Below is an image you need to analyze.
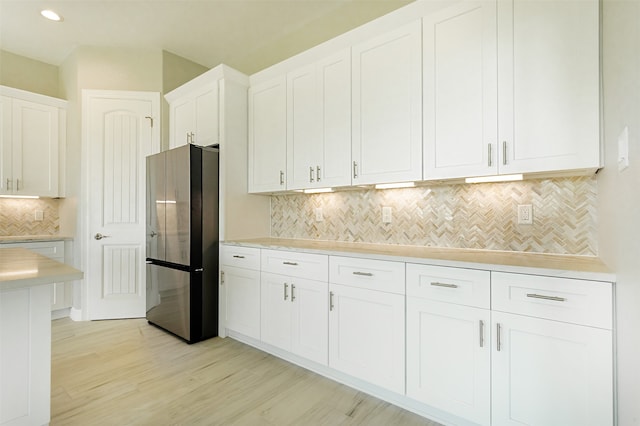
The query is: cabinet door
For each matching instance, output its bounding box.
[12,99,59,196]
[193,83,219,147]
[0,96,11,194]
[287,63,321,190]
[286,50,352,190]
[352,20,422,185]
[497,0,600,174]
[423,1,498,180]
[317,50,351,188]
[406,298,491,426]
[328,283,405,394]
[260,272,293,351]
[248,76,287,193]
[224,265,261,339]
[492,312,613,426]
[170,97,195,149]
[291,277,328,365]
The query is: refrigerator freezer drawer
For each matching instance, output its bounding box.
[146,263,191,341]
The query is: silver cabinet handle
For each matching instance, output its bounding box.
[488,144,493,167]
[291,284,296,302]
[150,231,157,237]
[430,282,458,289]
[329,291,334,311]
[352,271,373,277]
[526,293,566,302]
[6,178,11,190]
[283,261,298,266]
[353,161,358,179]
[186,132,191,144]
[221,271,225,285]
[232,255,245,259]
[316,166,321,182]
[502,141,507,165]
[279,170,285,185]
[284,283,289,301]
[94,233,111,240]
[479,320,485,348]
[16,178,20,191]
[309,166,315,183]
[496,323,502,351]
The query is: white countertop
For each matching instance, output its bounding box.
[223,238,616,282]
[0,235,73,243]
[0,248,83,291]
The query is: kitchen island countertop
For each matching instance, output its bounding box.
[0,247,83,292]
[223,238,615,282]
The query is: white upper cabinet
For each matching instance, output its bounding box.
[424,0,600,180]
[423,1,498,180]
[497,0,600,174]
[351,20,423,185]
[168,81,219,149]
[287,49,351,190]
[248,76,287,193]
[0,87,65,197]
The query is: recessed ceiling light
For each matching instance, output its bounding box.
[41,9,63,22]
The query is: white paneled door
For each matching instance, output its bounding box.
[83,90,160,320]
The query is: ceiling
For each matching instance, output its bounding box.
[0,0,415,75]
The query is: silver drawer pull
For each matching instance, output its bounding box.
[353,271,373,277]
[284,283,289,301]
[430,282,458,289]
[283,261,298,266]
[232,255,245,259]
[479,320,485,348]
[526,293,566,302]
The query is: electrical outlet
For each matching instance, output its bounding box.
[382,206,392,224]
[314,207,323,222]
[34,210,44,221]
[517,204,533,225]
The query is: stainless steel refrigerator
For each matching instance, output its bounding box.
[145,144,219,343]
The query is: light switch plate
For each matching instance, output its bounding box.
[382,206,392,224]
[314,208,323,222]
[618,126,629,172]
[34,210,44,221]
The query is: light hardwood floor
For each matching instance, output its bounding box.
[51,318,440,426]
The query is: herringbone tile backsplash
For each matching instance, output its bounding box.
[271,176,597,256]
[0,198,60,236]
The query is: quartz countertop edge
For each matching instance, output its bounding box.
[222,238,615,282]
[0,248,83,292]
[0,235,74,243]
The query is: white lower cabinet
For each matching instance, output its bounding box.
[406,263,491,425]
[328,282,405,394]
[223,265,261,339]
[407,299,491,425]
[491,311,613,426]
[261,272,328,365]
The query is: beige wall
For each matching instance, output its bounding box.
[0,50,60,97]
[599,1,640,424]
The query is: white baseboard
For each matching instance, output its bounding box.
[69,308,84,321]
[51,308,71,320]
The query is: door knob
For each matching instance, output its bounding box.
[150,231,157,237]
[94,233,111,240]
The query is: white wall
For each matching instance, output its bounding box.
[599,1,640,424]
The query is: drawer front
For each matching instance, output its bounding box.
[0,240,64,260]
[329,256,405,295]
[406,263,490,309]
[220,245,261,270]
[492,272,613,329]
[261,249,328,281]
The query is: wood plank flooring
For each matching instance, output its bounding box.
[51,318,441,426]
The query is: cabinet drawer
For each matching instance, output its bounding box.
[329,256,405,295]
[220,245,260,270]
[261,249,328,281]
[406,263,490,309]
[492,272,613,329]
[1,240,64,260]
